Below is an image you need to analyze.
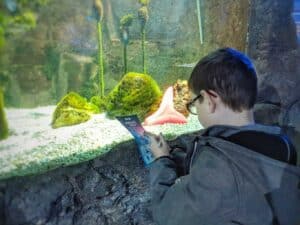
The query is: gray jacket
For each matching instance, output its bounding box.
[150,124,300,225]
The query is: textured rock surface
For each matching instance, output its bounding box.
[248,0,300,151]
[0,140,156,225]
[202,0,250,51]
[248,0,300,111]
[253,103,282,125]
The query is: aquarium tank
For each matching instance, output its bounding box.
[0,0,300,224]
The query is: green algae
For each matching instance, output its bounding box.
[0,87,8,140]
[138,3,149,74]
[52,92,99,128]
[105,72,162,121]
[120,14,134,74]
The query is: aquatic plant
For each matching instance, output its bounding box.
[43,44,60,81]
[138,5,149,74]
[52,92,99,128]
[106,72,162,121]
[93,0,105,98]
[196,0,204,44]
[0,0,48,49]
[120,14,134,74]
[0,26,4,50]
[0,87,9,140]
[138,0,150,6]
[12,11,37,28]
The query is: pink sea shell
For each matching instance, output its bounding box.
[143,86,187,126]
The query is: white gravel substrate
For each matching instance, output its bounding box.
[0,106,202,180]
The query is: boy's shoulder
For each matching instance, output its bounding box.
[200,124,297,165]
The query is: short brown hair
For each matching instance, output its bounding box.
[188,48,257,112]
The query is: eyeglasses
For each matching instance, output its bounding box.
[186,94,203,115]
[186,90,217,115]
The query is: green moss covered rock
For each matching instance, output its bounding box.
[106,72,162,121]
[90,95,107,112]
[52,92,99,128]
[0,88,9,140]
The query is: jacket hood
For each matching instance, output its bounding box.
[202,123,282,138]
[201,124,298,165]
[197,124,300,225]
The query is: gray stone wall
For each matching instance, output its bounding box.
[0,140,155,225]
[201,0,250,52]
[248,0,300,154]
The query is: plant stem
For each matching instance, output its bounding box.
[97,21,104,97]
[0,87,8,140]
[124,44,127,74]
[141,28,146,74]
[196,0,204,45]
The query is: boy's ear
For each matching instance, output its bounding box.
[202,90,218,113]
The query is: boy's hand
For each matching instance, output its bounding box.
[144,131,171,159]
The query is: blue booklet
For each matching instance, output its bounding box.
[116,115,155,165]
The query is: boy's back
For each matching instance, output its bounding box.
[146,48,300,225]
[150,124,300,225]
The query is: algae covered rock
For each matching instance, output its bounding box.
[90,95,107,112]
[106,72,162,121]
[52,92,99,128]
[0,88,9,140]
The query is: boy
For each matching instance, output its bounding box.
[146,48,300,225]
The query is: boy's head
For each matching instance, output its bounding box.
[188,48,257,127]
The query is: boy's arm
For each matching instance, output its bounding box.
[149,148,237,225]
[167,133,199,176]
[168,147,187,176]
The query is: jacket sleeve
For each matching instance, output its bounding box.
[149,148,238,225]
[169,147,187,176]
[167,133,196,176]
